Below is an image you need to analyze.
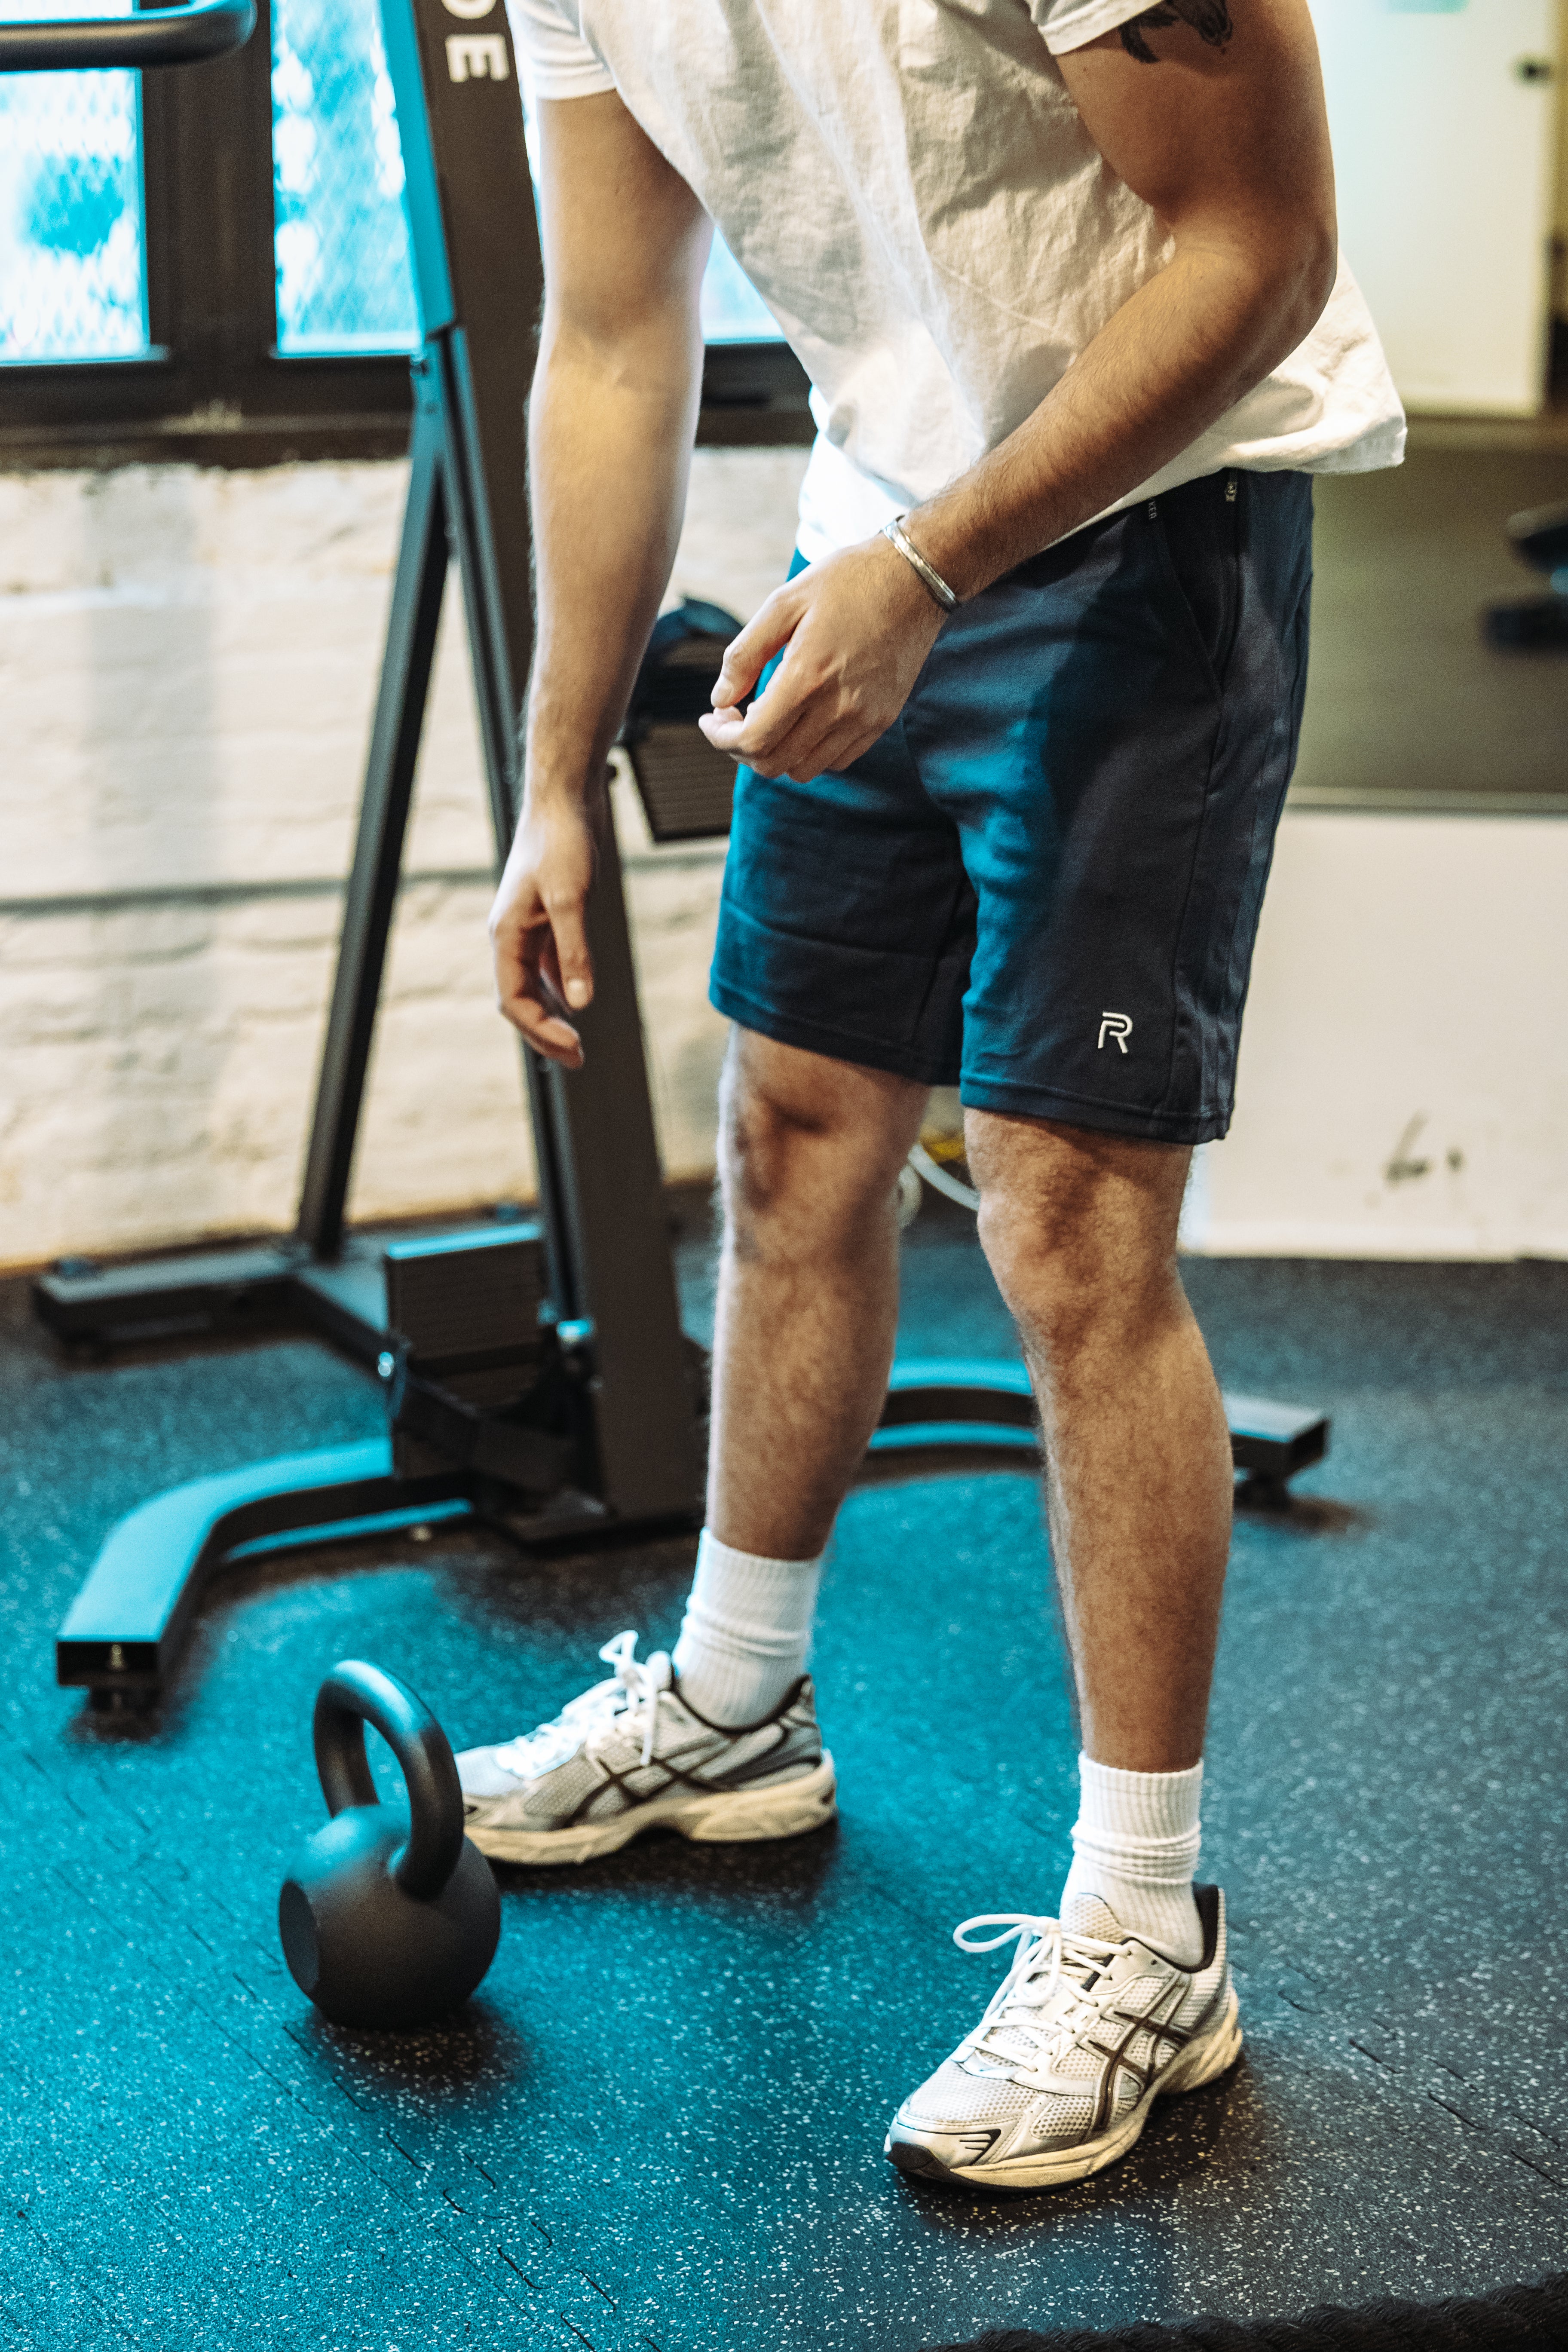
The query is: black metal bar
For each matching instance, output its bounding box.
[0,0,253,72]
[873,1360,1329,1488]
[548,816,705,1516]
[54,1438,619,1711]
[1223,1392,1331,1482]
[380,0,703,1517]
[55,1440,465,1706]
[440,327,521,836]
[398,29,588,1324]
[401,3,538,718]
[379,0,585,1322]
[294,389,450,1258]
[432,333,584,1321]
[33,1241,300,1346]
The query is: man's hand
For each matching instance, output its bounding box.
[489,790,599,1069]
[698,536,946,783]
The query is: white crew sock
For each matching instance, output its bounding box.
[1058,1751,1206,1966]
[669,1528,825,1728]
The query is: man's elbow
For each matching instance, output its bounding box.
[1275,214,1338,355]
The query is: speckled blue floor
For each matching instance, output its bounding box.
[1,1196,1564,2351]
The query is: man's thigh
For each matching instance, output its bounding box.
[910,469,1314,1146]
[710,717,975,1090]
[721,1026,930,1158]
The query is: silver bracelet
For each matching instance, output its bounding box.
[882,513,959,613]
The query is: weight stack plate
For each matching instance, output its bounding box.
[383,1225,549,1479]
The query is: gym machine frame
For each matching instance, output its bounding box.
[21,0,1328,1716]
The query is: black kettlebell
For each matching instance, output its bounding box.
[278,1659,500,2030]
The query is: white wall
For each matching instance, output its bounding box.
[1310,0,1562,413]
[1185,813,1568,1259]
[0,450,806,1271]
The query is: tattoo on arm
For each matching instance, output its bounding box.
[1118,0,1232,66]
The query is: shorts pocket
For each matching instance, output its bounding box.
[1150,476,1241,695]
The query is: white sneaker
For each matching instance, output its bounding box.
[885,1887,1242,2191]
[455,1631,836,1865]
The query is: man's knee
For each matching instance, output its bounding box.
[718,1029,924,1235]
[966,1111,1189,1345]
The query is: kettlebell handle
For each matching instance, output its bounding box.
[312,1660,466,1901]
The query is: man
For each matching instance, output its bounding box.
[456,0,1403,2192]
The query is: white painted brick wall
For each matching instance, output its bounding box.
[0,449,808,1270]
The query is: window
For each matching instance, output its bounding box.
[1,0,806,462]
[268,0,781,358]
[0,0,148,361]
[272,0,417,356]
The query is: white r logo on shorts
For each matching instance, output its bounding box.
[1098,1012,1133,1054]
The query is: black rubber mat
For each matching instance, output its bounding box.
[930,2269,1568,2349]
[1,1196,1565,2349]
[1294,443,1568,806]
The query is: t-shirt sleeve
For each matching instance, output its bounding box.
[504,0,616,97]
[1028,0,1162,57]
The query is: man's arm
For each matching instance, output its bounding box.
[701,0,1337,786]
[490,92,710,1066]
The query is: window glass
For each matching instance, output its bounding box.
[0,0,148,364]
[272,0,782,355]
[273,0,420,355]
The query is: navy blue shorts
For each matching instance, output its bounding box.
[709,468,1313,1145]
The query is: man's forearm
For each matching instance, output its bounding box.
[909,227,1334,602]
[524,316,703,808]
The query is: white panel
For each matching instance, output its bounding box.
[1310,0,1559,413]
[1184,813,1568,1260]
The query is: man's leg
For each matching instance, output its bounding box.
[964,1108,1231,1963]
[707,1029,928,1556]
[884,1108,1242,2190]
[965,1110,1231,1773]
[455,1026,927,1856]
[668,1029,928,1725]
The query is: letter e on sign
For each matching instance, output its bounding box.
[447,32,508,79]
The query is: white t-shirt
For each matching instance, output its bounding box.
[508,0,1406,562]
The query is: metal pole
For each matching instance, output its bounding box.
[294,379,450,1257]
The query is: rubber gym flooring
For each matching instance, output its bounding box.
[2,1192,1565,2351]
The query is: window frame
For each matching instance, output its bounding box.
[0,0,812,467]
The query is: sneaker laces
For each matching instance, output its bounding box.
[952,1912,1127,2079]
[491,1631,672,1778]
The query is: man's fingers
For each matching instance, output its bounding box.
[699,704,748,753]
[510,999,585,1068]
[711,590,802,709]
[704,654,876,777]
[796,717,882,779]
[490,915,529,1014]
[487,793,600,1068]
[492,912,587,1066]
[701,652,814,763]
[545,895,594,1011]
[753,710,831,780]
[498,972,585,1067]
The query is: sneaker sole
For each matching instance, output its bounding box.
[466,1752,837,1865]
[884,1985,1243,2193]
